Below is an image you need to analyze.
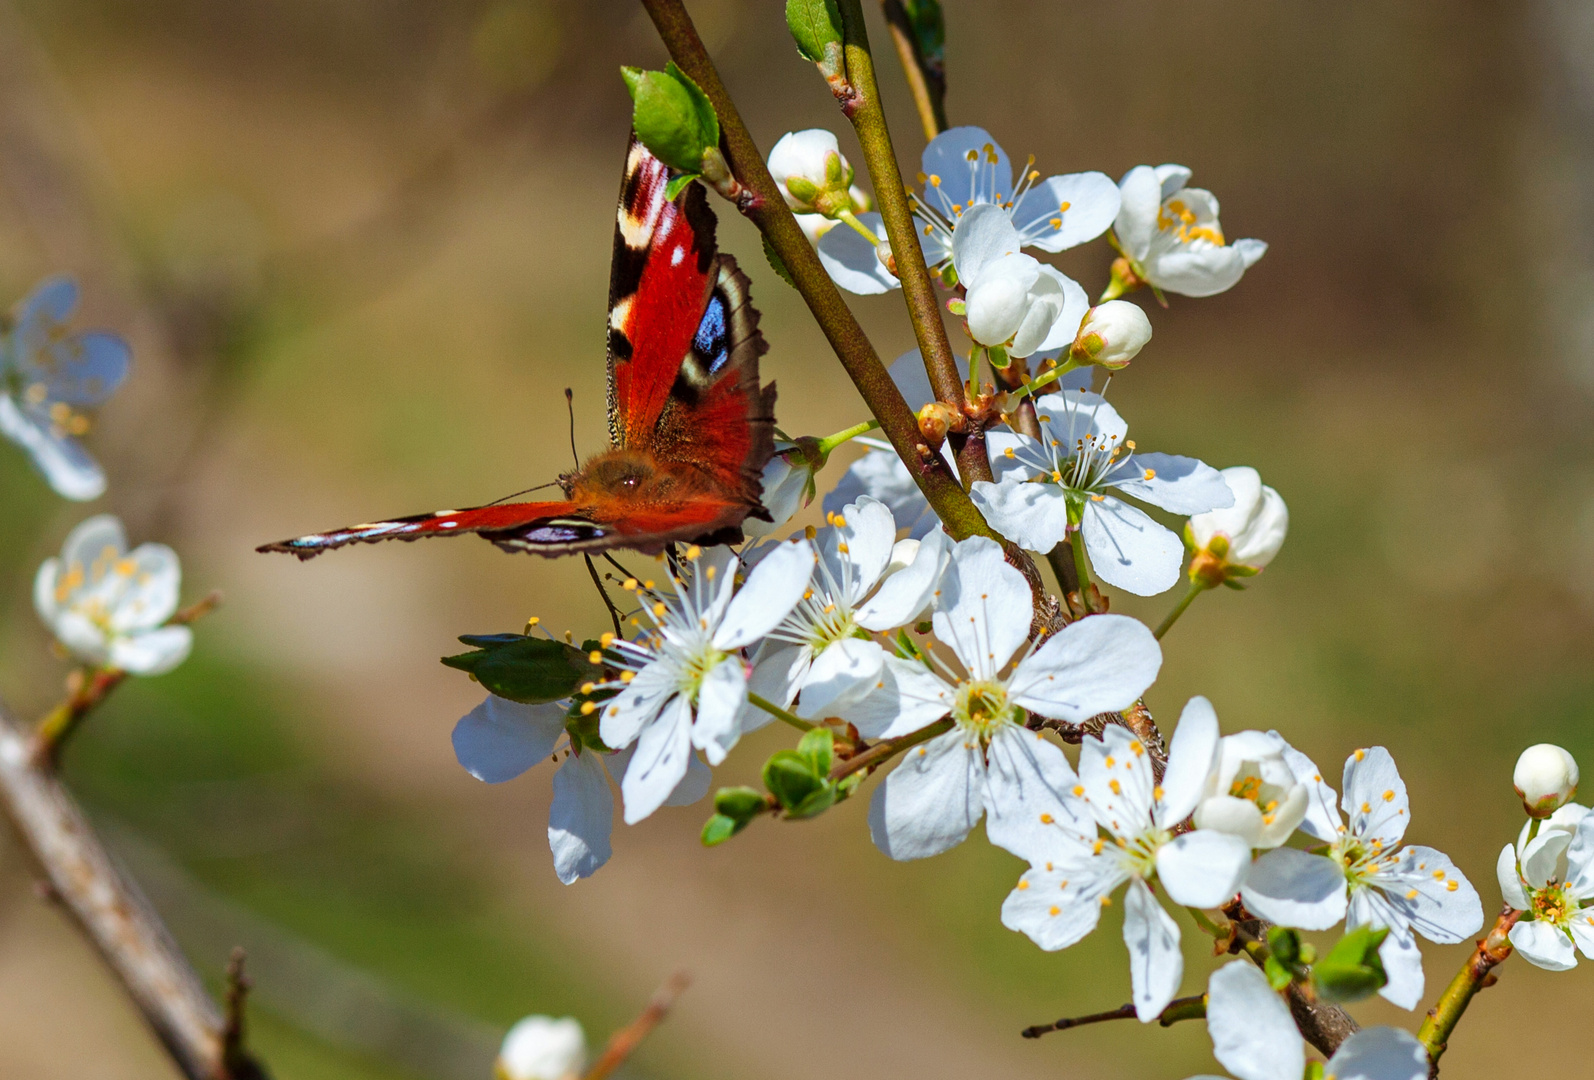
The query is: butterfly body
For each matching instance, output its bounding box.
[260,137,774,561]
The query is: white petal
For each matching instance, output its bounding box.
[1510,919,1578,970]
[1081,725,1155,838]
[691,658,747,765]
[106,543,183,633]
[823,495,897,603]
[1001,859,1117,951]
[665,750,711,807]
[1368,845,1482,944]
[964,252,1039,347]
[1323,1027,1428,1080]
[857,526,950,630]
[1114,166,1162,261]
[794,637,885,720]
[549,749,614,884]
[1233,238,1268,269]
[1341,747,1410,848]
[598,662,674,749]
[1375,928,1426,1010]
[59,514,128,573]
[930,535,1031,679]
[1569,913,1594,959]
[1007,613,1161,723]
[1122,877,1182,1021]
[452,696,566,783]
[619,698,693,824]
[1156,830,1250,908]
[1521,827,1575,889]
[1205,961,1304,1080]
[921,126,1010,208]
[816,212,898,294]
[715,539,815,649]
[1013,172,1121,253]
[982,725,1091,863]
[867,728,985,860]
[1157,696,1221,826]
[51,611,109,665]
[0,395,106,500]
[106,625,193,676]
[33,557,60,625]
[1081,497,1184,596]
[1154,164,1193,199]
[1497,842,1529,909]
[1107,453,1234,515]
[835,654,951,739]
[1034,388,1129,447]
[1241,849,1348,930]
[952,203,1025,280]
[968,478,1073,554]
[747,641,808,714]
[1279,741,1343,841]
[1565,812,1594,898]
[1146,244,1247,298]
[1030,268,1091,353]
[825,448,936,539]
[1006,266,1069,359]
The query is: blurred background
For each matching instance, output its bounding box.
[0,1,1591,1077]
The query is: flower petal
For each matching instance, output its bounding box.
[868,728,985,860]
[1123,876,1182,1021]
[1080,725,1155,838]
[0,395,106,501]
[1374,927,1426,1010]
[835,654,951,739]
[1509,918,1578,970]
[1081,496,1184,596]
[1565,811,1594,898]
[1279,741,1343,841]
[1146,244,1247,298]
[619,697,693,824]
[32,557,60,625]
[822,495,897,604]
[857,526,950,631]
[1241,848,1348,930]
[1013,172,1121,253]
[1367,845,1482,944]
[452,695,566,783]
[1496,842,1529,909]
[1007,613,1161,723]
[106,625,193,675]
[794,637,886,720]
[1114,166,1162,262]
[1157,695,1222,826]
[1001,858,1117,951]
[952,203,1026,285]
[746,641,808,715]
[1205,961,1304,1080]
[549,748,614,884]
[598,662,674,750]
[1341,747,1410,849]
[921,126,1011,208]
[1322,1027,1428,1080]
[692,657,747,765]
[968,478,1073,554]
[106,543,183,633]
[982,725,1091,863]
[930,535,1031,679]
[816,212,897,294]
[1156,830,1250,908]
[715,539,816,649]
[1030,267,1091,353]
[1107,453,1234,515]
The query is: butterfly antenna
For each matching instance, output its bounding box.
[565,388,580,469]
[484,480,562,507]
[584,555,624,638]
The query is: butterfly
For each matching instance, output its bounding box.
[259,136,776,561]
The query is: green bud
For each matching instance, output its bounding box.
[784,175,821,204]
[701,813,740,846]
[1312,925,1390,1003]
[786,784,837,820]
[714,786,768,821]
[785,0,843,63]
[1267,926,1303,966]
[763,750,826,810]
[621,62,719,175]
[797,727,836,775]
[1262,955,1294,991]
[441,634,587,703]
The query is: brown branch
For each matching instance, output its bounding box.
[830,717,953,782]
[1224,904,1359,1058]
[1021,993,1205,1039]
[1416,906,1521,1072]
[581,970,691,1080]
[0,695,269,1079]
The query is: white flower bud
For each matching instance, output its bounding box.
[1186,466,1288,585]
[768,129,856,215]
[1514,744,1579,819]
[1067,301,1152,370]
[495,1016,586,1080]
[1193,730,1308,849]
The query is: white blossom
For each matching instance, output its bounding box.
[495,1014,587,1080]
[1185,961,1428,1080]
[1497,803,1594,969]
[1193,725,1308,849]
[743,443,814,539]
[748,496,948,723]
[1068,301,1152,370]
[593,541,814,823]
[1187,466,1288,579]
[816,126,1119,295]
[767,129,866,216]
[452,695,709,884]
[1513,744,1580,819]
[0,277,130,501]
[971,389,1233,595]
[1241,745,1483,1009]
[1002,698,1253,1020]
[953,205,1088,357]
[838,535,1160,863]
[1114,165,1266,298]
[34,515,192,675]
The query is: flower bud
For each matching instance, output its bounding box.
[1185,466,1287,588]
[1514,744,1579,819]
[768,129,858,216]
[1067,301,1152,370]
[495,1016,586,1080]
[917,401,959,447]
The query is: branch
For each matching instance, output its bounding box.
[1020,993,1205,1039]
[0,695,269,1079]
[1416,906,1520,1071]
[879,0,946,141]
[829,717,952,782]
[1224,906,1359,1058]
[582,970,691,1080]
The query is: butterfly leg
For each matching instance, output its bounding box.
[583,554,625,639]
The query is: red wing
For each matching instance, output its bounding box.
[255,501,583,560]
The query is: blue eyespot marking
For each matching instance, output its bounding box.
[692,293,730,374]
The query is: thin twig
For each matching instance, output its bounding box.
[829,718,952,782]
[1020,993,1205,1038]
[879,0,947,141]
[581,970,691,1080]
[1416,906,1520,1072]
[0,695,269,1079]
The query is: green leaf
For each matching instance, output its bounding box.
[900,0,945,65]
[786,784,837,820]
[701,814,741,846]
[796,727,835,776]
[1267,926,1303,966]
[1312,926,1390,1003]
[714,786,768,821]
[1262,955,1293,991]
[622,63,718,174]
[763,750,826,810]
[785,0,843,62]
[664,173,699,200]
[761,235,797,289]
[441,634,588,703]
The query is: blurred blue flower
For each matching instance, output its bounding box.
[0,277,131,500]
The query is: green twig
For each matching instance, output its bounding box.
[747,692,816,734]
[879,0,946,141]
[1416,907,1521,1069]
[830,717,952,781]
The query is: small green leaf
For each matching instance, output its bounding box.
[785,0,843,62]
[899,0,945,65]
[701,814,740,846]
[442,634,588,703]
[664,173,698,200]
[763,750,825,810]
[1262,955,1293,991]
[1312,925,1390,1003]
[1267,926,1303,966]
[796,727,835,776]
[762,235,797,289]
[714,786,768,821]
[622,63,718,174]
[786,784,837,820]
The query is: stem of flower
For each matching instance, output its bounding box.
[1155,580,1208,640]
[1069,522,1094,607]
[1020,993,1206,1038]
[747,692,815,734]
[835,208,881,244]
[815,418,881,458]
[639,0,999,547]
[582,971,691,1080]
[1186,905,1225,938]
[1415,906,1521,1070]
[1045,541,1081,601]
[1011,357,1083,403]
[830,0,987,486]
[829,717,952,782]
[878,0,946,141]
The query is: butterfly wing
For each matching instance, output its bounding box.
[256,501,585,560]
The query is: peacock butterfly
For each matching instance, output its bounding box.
[259,136,777,561]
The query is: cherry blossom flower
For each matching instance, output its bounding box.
[1112,165,1267,298]
[0,277,130,501]
[1187,466,1288,587]
[34,515,192,675]
[1186,961,1427,1080]
[1497,803,1594,970]
[971,388,1233,595]
[452,695,709,884]
[767,129,871,244]
[1001,697,1253,1020]
[593,540,815,824]
[1068,301,1152,371]
[952,204,1088,357]
[495,1014,587,1080]
[839,535,1160,862]
[748,496,948,723]
[1241,746,1483,1009]
[1193,725,1309,850]
[816,126,1118,295]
